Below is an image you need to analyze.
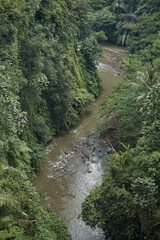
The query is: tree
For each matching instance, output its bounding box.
[81,147,160,240]
[93,7,116,42]
[0,165,71,240]
[128,64,160,101]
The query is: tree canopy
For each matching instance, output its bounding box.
[0,0,102,238]
[81,0,160,239]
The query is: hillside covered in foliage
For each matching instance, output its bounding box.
[81,0,160,240]
[0,0,104,239]
[2,0,160,239]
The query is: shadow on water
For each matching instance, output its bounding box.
[33,43,124,240]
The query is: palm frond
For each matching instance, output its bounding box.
[135,93,146,102]
[127,82,145,91]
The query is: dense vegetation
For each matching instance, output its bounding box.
[2,0,160,238]
[81,0,160,239]
[0,0,103,238]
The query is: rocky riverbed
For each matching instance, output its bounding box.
[54,130,112,176]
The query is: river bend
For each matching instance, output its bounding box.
[33,43,124,240]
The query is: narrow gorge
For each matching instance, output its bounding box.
[34,43,124,239]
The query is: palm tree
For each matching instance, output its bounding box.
[128,65,160,101]
[111,0,138,45]
[116,13,138,45]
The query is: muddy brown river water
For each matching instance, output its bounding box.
[33,43,124,240]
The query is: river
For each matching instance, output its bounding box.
[33,43,124,240]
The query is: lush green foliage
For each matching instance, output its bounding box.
[0,164,71,239]
[0,0,102,238]
[81,0,160,239]
[82,84,160,240]
[100,79,143,147]
[2,0,160,238]
[88,0,160,45]
[82,146,160,239]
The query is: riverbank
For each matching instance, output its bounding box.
[33,43,123,240]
